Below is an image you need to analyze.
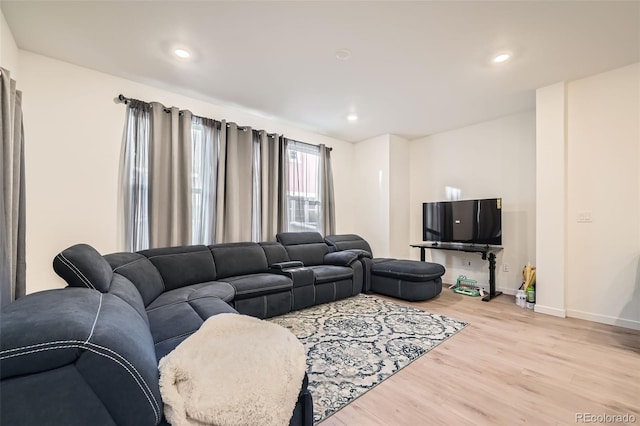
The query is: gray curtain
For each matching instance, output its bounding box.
[0,67,26,308]
[149,104,193,248]
[319,144,336,235]
[119,100,150,251]
[191,117,223,245]
[255,131,284,241]
[215,127,284,243]
[216,123,253,242]
[120,101,193,250]
[119,100,328,249]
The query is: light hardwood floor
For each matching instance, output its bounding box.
[320,289,640,426]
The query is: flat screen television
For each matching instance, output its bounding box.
[422,198,502,246]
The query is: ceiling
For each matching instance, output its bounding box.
[2,1,639,142]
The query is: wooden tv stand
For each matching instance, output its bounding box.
[410,243,504,302]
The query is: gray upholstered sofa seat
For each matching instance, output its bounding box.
[325,234,445,302]
[276,232,364,305]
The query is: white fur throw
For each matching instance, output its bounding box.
[158,313,306,426]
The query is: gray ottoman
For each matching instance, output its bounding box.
[370,259,444,301]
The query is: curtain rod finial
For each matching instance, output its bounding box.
[115,94,129,104]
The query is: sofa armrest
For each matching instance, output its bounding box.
[343,249,373,259]
[1,289,162,426]
[270,261,304,270]
[324,251,358,266]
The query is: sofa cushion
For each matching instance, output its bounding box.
[139,246,217,291]
[324,234,373,256]
[277,232,329,266]
[209,242,269,279]
[223,274,293,300]
[371,259,446,281]
[145,282,238,360]
[105,252,165,307]
[308,265,353,284]
[53,244,114,292]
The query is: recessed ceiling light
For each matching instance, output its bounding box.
[174,48,191,59]
[346,113,358,122]
[335,49,352,61]
[492,52,512,64]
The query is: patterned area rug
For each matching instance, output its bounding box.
[269,294,468,424]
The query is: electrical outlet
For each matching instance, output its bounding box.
[503,264,509,272]
[577,211,593,223]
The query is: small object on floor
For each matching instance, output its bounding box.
[453,285,480,297]
[516,289,526,307]
[452,275,480,297]
[526,286,536,303]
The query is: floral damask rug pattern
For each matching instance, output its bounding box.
[269,294,468,423]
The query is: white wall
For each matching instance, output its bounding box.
[389,135,410,258]
[535,82,568,318]
[352,135,390,257]
[0,10,19,77]
[18,51,354,293]
[351,133,411,259]
[565,63,639,329]
[409,111,537,294]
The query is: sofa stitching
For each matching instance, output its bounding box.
[85,294,103,344]
[0,339,159,413]
[145,250,209,260]
[0,341,160,423]
[56,254,96,290]
[111,257,147,272]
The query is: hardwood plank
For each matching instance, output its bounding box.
[319,290,640,425]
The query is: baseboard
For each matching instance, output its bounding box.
[566,309,640,331]
[497,287,517,296]
[534,304,566,318]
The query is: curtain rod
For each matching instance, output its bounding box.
[116,93,330,149]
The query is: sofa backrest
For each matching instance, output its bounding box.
[259,241,291,265]
[276,232,329,266]
[54,244,149,323]
[209,242,269,279]
[0,288,162,426]
[324,234,374,256]
[105,252,165,307]
[138,245,217,291]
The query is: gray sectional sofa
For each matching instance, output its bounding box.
[0,232,443,426]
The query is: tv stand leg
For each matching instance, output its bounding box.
[482,252,502,302]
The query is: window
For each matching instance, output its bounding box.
[285,141,322,233]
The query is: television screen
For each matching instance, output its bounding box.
[423,198,502,245]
